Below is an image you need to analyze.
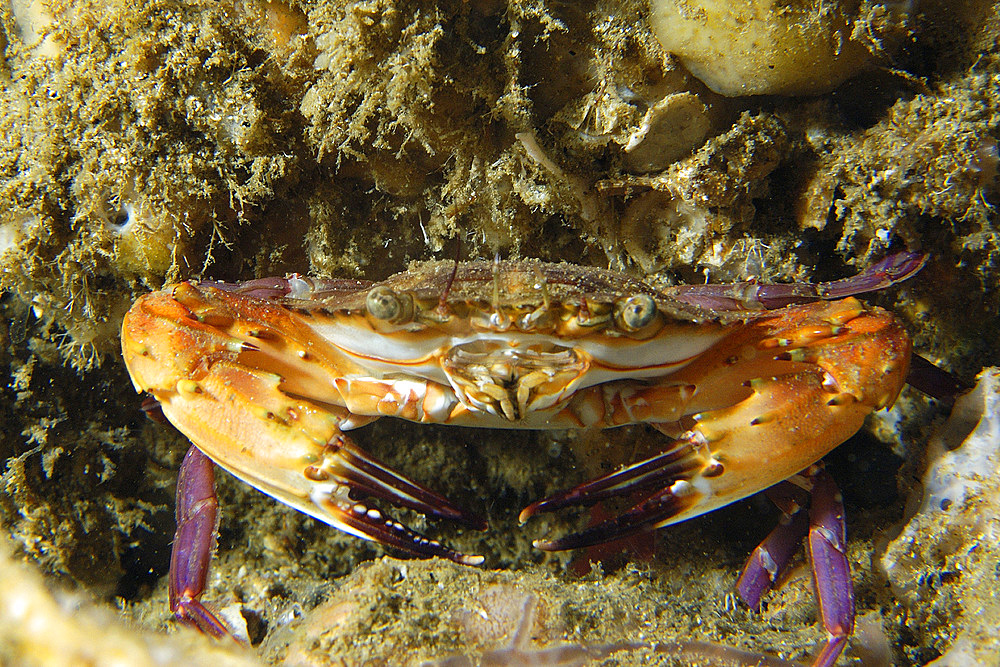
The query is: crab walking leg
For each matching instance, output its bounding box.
[737,468,854,667]
[664,251,926,311]
[807,469,854,667]
[736,475,817,609]
[169,446,231,639]
[735,499,810,611]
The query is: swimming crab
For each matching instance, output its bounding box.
[122,252,925,665]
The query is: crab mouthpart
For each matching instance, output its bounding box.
[443,340,589,421]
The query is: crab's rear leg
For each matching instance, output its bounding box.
[664,251,925,311]
[737,467,854,667]
[736,479,811,611]
[806,468,854,667]
[169,445,232,639]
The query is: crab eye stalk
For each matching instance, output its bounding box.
[366,286,413,323]
[616,293,658,332]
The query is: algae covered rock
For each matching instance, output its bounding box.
[648,0,906,96]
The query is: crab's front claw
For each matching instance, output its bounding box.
[522,433,716,550]
[305,432,486,565]
[124,284,486,567]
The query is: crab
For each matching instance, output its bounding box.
[121,252,927,665]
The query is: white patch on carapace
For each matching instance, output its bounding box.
[308,322,726,391]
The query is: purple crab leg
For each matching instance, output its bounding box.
[736,501,809,611]
[169,445,233,639]
[905,354,972,407]
[807,469,854,667]
[518,440,700,523]
[665,251,926,311]
[736,479,812,608]
[210,274,378,301]
[735,468,854,666]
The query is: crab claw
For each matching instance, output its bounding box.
[313,434,487,530]
[123,282,488,566]
[521,436,708,550]
[305,433,487,565]
[311,483,485,566]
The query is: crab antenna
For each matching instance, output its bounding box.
[435,257,460,317]
[490,253,510,327]
[532,264,551,311]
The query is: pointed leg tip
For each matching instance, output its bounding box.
[518,505,538,525]
[458,554,486,566]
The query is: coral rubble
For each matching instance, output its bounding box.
[882,368,1000,665]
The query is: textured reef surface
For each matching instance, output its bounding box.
[1,0,999,665]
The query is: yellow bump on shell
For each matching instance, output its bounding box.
[786,325,838,346]
[176,379,201,398]
[826,394,855,407]
[250,405,277,422]
[750,412,776,426]
[823,301,864,326]
[780,348,809,363]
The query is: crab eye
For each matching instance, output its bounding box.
[366,286,412,323]
[616,293,657,332]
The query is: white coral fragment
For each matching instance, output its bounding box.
[881,367,1000,664]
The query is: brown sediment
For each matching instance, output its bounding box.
[0,0,998,665]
